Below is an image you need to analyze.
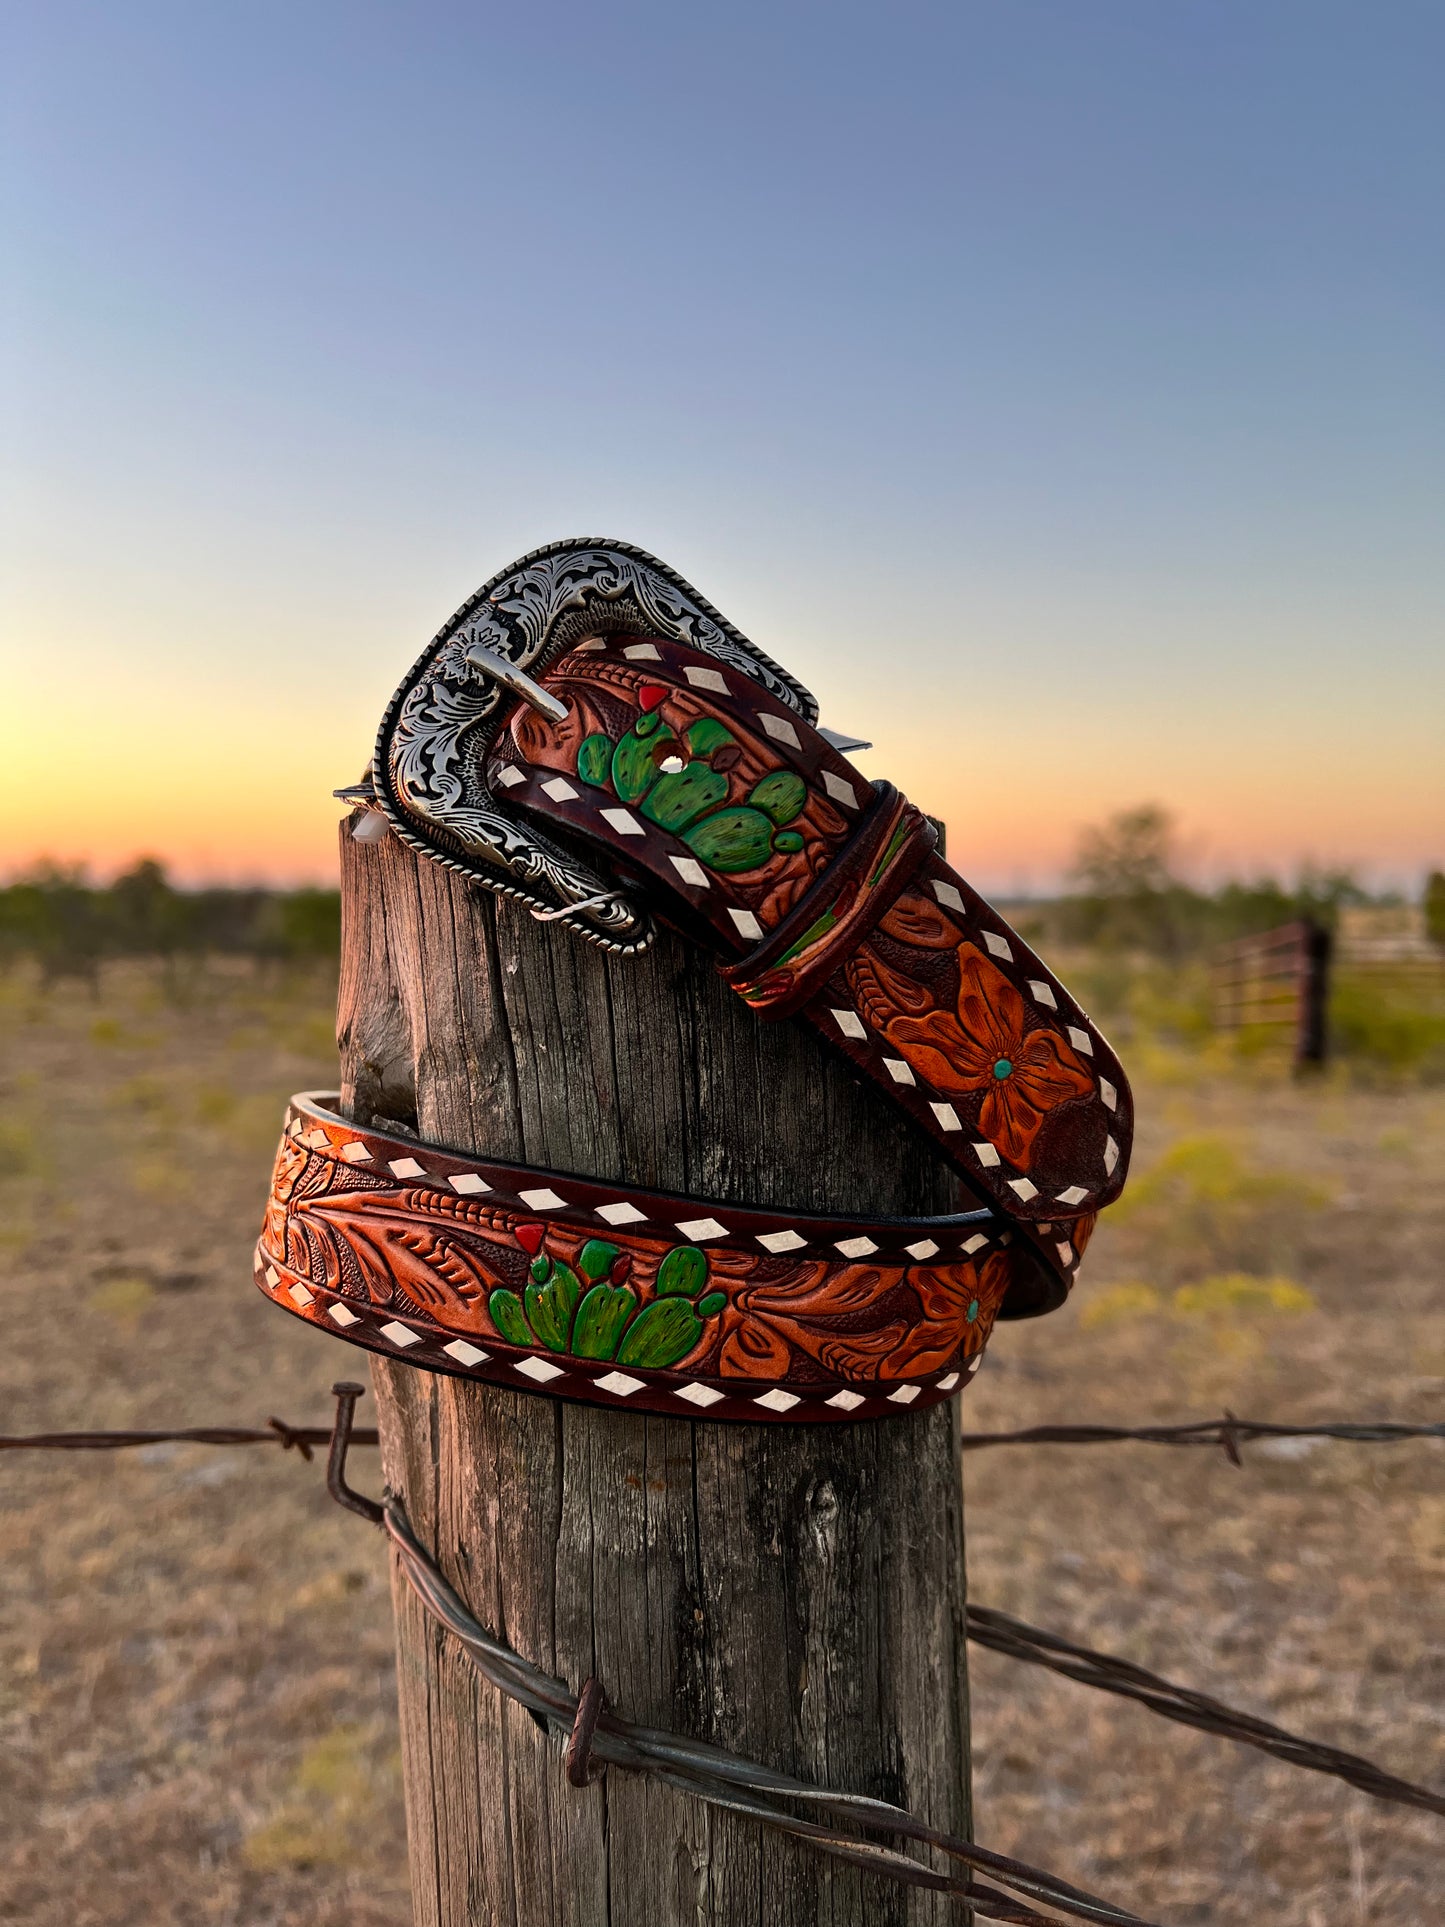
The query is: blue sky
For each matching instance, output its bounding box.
[3,2,1441,888]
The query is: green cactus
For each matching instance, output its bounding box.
[488,1234,724,1373]
[682,805,776,873]
[616,1295,707,1369]
[611,725,674,802]
[748,770,806,826]
[641,762,729,832]
[684,716,736,757]
[577,734,613,788]
[568,688,813,881]
[656,1244,707,1297]
[572,1280,638,1359]
[488,1288,532,1349]
[524,1256,582,1352]
[578,1238,620,1281]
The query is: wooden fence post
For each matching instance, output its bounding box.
[337,818,971,1926]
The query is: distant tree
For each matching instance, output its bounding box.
[1072,804,1178,900]
[1066,805,1204,957]
[1425,871,1445,947]
[1062,806,1377,958]
[108,859,192,956]
[0,863,342,975]
[0,864,107,981]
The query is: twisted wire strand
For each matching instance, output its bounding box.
[0,1422,377,1455]
[959,1417,1444,1452]
[6,1414,1439,1456]
[964,1604,1445,1818]
[383,1502,1166,1927]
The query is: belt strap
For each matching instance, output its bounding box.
[257,1094,1017,1424]
[483,631,1129,1306]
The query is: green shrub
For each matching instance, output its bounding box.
[1330,971,1445,1080]
[0,861,341,975]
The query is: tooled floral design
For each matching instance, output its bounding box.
[849,941,1093,1169]
[876,890,962,950]
[711,1251,1003,1385]
[882,1251,1011,1379]
[715,1260,909,1382]
[289,1187,511,1325]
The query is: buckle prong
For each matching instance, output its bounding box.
[464,642,571,724]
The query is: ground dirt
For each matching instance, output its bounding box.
[1,961,1440,1926]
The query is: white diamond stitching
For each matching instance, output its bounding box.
[759,713,801,748]
[516,1356,565,1383]
[757,1229,806,1253]
[519,1187,565,1210]
[596,1201,648,1225]
[675,1217,727,1241]
[595,1371,645,1397]
[676,1382,725,1408]
[755,1388,801,1413]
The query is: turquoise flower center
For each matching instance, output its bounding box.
[966,1298,980,1322]
[992,1058,1013,1079]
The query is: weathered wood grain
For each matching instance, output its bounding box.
[337,819,971,1925]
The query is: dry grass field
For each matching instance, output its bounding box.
[1,959,1440,1926]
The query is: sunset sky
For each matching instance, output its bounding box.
[4,3,1442,894]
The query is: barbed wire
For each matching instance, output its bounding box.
[317,1387,1169,1927]
[386,1495,1154,1927]
[7,1392,1442,1853]
[959,1414,1443,1462]
[965,1604,1444,1817]
[4,1411,1440,1461]
[0,1419,376,1459]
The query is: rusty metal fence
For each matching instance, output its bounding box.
[1211,920,1331,1066]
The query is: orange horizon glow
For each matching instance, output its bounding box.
[4,699,1437,896]
[6,567,1441,898]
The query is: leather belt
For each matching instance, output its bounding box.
[257,1093,1009,1423]
[257,540,1133,1420]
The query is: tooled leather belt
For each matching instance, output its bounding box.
[257,540,1133,1423]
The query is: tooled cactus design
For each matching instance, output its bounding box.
[488,1235,727,1369]
[575,685,807,874]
